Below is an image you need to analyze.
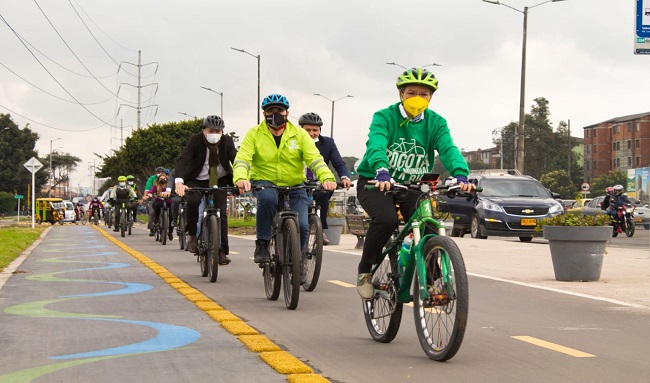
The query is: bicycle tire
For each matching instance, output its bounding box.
[264,234,281,301]
[128,217,132,235]
[282,218,302,310]
[303,214,323,292]
[93,212,99,226]
[179,208,187,250]
[161,210,168,245]
[120,212,126,237]
[199,219,209,277]
[207,215,221,283]
[362,249,403,343]
[81,213,86,225]
[413,235,468,361]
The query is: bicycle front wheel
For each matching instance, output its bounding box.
[362,250,402,343]
[93,213,99,226]
[81,214,87,225]
[413,235,468,361]
[161,210,169,245]
[302,214,323,292]
[282,218,302,310]
[179,209,187,250]
[207,215,221,283]
[264,235,281,301]
[120,213,126,237]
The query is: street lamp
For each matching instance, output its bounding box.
[313,94,354,139]
[200,86,224,119]
[386,62,442,69]
[483,0,566,174]
[49,137,62,196]
[231,47,261,124]
[178,112,197,119]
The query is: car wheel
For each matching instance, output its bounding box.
[450,226,462,237]
[470,215,487,239]
[519,236,533,242]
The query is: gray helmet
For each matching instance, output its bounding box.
[203,115,225,130]
[613,184,624,194]
[298,112,323,127]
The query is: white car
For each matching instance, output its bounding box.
[62,200,76,223]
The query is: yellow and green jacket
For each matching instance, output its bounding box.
[233,121,335,186]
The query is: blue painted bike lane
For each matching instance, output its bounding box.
[0,225,284,383]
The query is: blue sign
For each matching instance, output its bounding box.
[637,0,650,37]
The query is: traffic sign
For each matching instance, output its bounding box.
[14,195,24,199]
[581,182,590,191]
[23,157,43,174]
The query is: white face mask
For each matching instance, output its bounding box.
[206,133,222,144]
[119,182,126,187]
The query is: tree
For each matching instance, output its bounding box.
[539,170,575,199]
[42,152,81,196]
[590,171,626,197]
[0,114,45,196]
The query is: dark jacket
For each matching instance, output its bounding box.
[175,132,237,185]
[316,135,350,179]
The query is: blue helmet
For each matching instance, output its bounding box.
[261,94,290,110]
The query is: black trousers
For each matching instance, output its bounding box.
[356,176,420,274]
[185,179,230,255]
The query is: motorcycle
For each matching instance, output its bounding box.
[612,204,635,238]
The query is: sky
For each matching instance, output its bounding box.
[1,0,648,190]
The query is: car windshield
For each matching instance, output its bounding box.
[480,179,551,198]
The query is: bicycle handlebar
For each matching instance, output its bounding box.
[365,181,482,199]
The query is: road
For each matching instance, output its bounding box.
[114,224,649,383]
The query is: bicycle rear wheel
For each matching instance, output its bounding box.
[207,215,221,283]
[413,235,468,361]
[362,249,402,343]
[282,218,302,310]
[161,210,169,245]
[302,214,323,292]
[264,234,281,301]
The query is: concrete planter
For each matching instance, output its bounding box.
[323,217,345,245]
[543,226,612,282]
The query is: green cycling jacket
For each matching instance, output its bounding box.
[233,121,335,186]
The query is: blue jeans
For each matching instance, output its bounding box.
[252,180,309,250]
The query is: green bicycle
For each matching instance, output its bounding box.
[362,173,479,361]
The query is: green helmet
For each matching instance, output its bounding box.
[118,176,127,182]
[126,175,135,180]
[396,67,438,93]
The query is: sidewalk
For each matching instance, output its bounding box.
[324,233,650,310]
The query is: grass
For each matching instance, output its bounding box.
[228,216,256,235]
[0,225,46,271]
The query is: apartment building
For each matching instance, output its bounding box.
[583,112,650,182]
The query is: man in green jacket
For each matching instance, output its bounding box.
[355,67,475,299]
[234,93,337,263]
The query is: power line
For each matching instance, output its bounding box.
[0,12,118,128]
[71,0,138,53]
[0,103,117,132]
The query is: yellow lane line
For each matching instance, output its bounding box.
[328,280,355,288]
[512,336,596,358]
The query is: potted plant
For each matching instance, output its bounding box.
[324,199,346,245]
[535,212,612,282]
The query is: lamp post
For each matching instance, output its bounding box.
[231,47,261,124]
[482,0,566,174]
[386,62,442,69]
[49,138,62,196]
[200,86,224,118]
[313,94,353,139]
[178,112,197,119]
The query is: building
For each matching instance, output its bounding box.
[583,112,650,182]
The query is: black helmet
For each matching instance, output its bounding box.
[203,115,225,130]
[298,112,323,127]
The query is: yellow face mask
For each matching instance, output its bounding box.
[402,96,429,118]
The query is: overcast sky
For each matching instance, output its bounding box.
[1,0,648,189]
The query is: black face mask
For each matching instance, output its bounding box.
[265,112,286,129]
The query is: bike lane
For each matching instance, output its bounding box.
[0,225,308,383]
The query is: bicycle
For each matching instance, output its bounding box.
[89,209,101,226]
[152,200,172,245]
[104,205,114,228]
[361,173,479,361]
[302,181,330,292]
[115,199,133,238]
[176,199,187,251]
[188,186,238,283]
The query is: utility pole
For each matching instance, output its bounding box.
[118,50,159,130]
[88,161,96,196]
[567,119,571,180]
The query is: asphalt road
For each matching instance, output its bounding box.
[112,223,650,383]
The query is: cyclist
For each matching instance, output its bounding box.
[174,115,238,265]
[148,173,174,241]
[233,94,337,263]
[126,175,140,225]
[111,175,137,232]
[74,199,85,223]
[299,112,352,245]
[87,196,103,223]
[144,167,167,236]
[354,67,475,299]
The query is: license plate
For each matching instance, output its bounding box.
[521,218,537,226]
[634,217,642,222]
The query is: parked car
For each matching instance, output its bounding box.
[62,200,76,223]
[444,175,564,241]
[582,195,650,230]
[559,199,576,212]
[566,198,593,215]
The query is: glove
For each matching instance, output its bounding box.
[375,168,393,183]
[455,175,468,184]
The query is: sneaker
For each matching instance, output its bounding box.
[356,273,374,299]
[254,239,270,263]
[322,232,330,246]
[113,228,119,232]
[168,231,173,241]
[187,235,198,254]
[219,250,231,265]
